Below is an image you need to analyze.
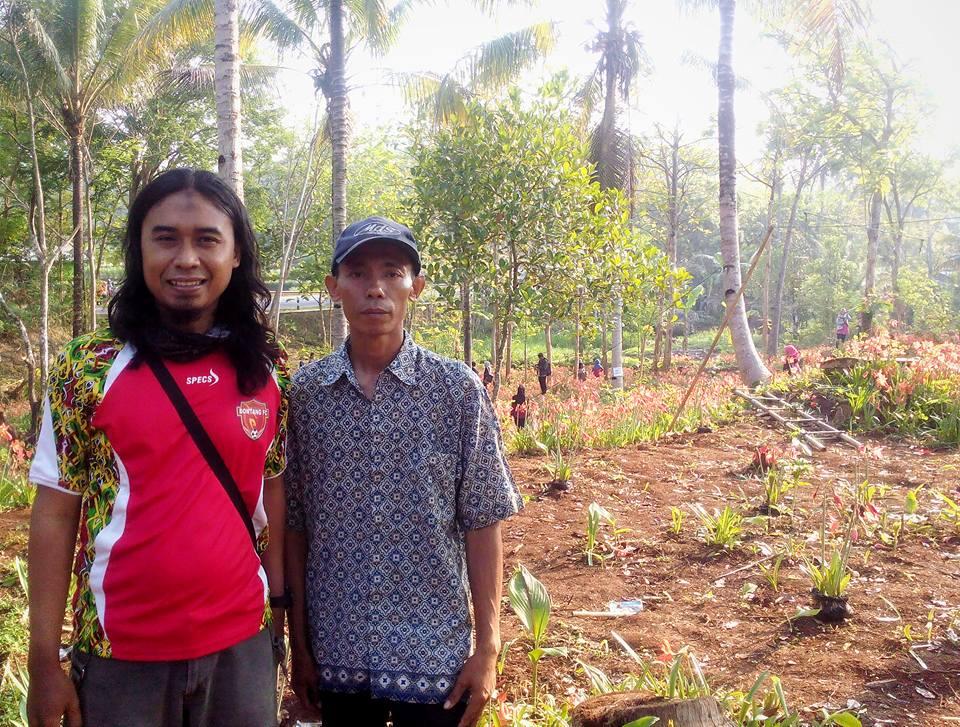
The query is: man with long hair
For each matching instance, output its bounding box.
[27,169,289,727]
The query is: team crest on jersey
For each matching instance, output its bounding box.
[237,399,269,440]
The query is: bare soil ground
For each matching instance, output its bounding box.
[3,405,957,725]
[494,415,960,726]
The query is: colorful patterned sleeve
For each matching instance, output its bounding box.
[264,346,290,479]
[29,339,95,495]
[456,368,523,530]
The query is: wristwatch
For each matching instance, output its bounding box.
[269,587,293,609]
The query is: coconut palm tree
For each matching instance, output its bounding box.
[215,0,244,197]
[4,0,209,334]
[250,0,555,345]
[585,0,646,390]
[679,0,866,384]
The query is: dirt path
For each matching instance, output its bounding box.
[499,415,960,726]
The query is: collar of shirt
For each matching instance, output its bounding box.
[317,330,418,393]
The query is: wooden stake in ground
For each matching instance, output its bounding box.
[667,225,774,432]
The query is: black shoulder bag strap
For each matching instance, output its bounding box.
[145,355,258,548]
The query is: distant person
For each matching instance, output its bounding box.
[836,308,852,346]
[783,344,802,375]
[482,360,494,389]
[592,357,604,378]
[577,360,587,381]
[536,352,552,395]
[470,361,480,378]
[510,384,527,428]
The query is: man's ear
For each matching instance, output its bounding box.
[325,274,341,302]
[409,274,426,301]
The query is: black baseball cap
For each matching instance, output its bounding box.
[331,216,421,275]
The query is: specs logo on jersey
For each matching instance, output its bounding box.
[186,368,220,386]
[237,399,269,440]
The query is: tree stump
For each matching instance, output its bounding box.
[571,693,734,727]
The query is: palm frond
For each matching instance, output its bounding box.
[92,0,214,109]
[680,50,749,90]
[786,0,870,88]
[162,61,278,94]
[394,70,470,126]
[589,122,632,191]
[344,0,394,54]
[5,2,71,95]
[243,0,323,59]
[574,64,604,125]
[463,22,556,95]
[75,0,105,77]
[468,0,536,13]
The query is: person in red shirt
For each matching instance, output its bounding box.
[27,169,289,727]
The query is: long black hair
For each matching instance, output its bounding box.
[108,168,279,395]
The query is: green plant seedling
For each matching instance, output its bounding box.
[669,506,685,536]
[585,502,611,566]
[759,554,784,592]
[508,565,567,716]
[802,551,851,598]
[622,719,660,727]
[691,504,743,550]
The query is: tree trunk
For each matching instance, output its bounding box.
[639,326,647,379]
[862,189,882,332]
[543,323,553,367]
[663,131,679,371]
[717,0,769,385]
[601,314,608,372]
[491,304,501,399]
[924,225,935,277]
[67,119,85,336]
[573,291,582,374]
[504,323,513,381]
[328,0,349,346]
[572,694,733,727]
[86,179,97,329]
[891,228,904,321]
[214,0,244,199]
[461,281,472,364]
[768,160,807,357]
[0,292,39,431]
[611,295,624,389]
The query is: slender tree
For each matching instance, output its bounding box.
[214,0,244,197]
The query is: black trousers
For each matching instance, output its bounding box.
[538,375,548,394]
[318,690,468,727]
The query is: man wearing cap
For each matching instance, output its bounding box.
[285,216,522,727]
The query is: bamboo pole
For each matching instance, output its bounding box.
[668,225,775,432]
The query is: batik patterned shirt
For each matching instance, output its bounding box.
[29,329,288,660]
[286,333,522,703]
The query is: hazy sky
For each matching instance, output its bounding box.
[274,1,960,164]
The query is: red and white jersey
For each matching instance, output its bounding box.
[30,330,288,660]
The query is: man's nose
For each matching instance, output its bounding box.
[174,241,200,267]
[366,279,386,297]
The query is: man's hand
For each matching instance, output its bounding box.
[289,647,320,716]
[444,647,498,727]
[27,665,81,727]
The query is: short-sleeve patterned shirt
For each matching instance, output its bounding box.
[286,333,522,704]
